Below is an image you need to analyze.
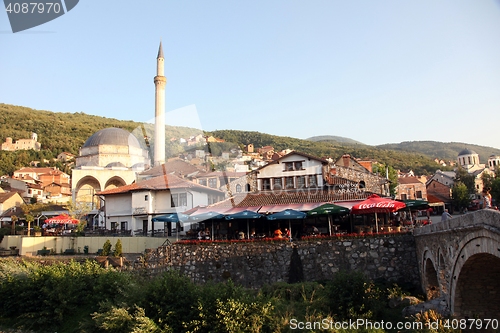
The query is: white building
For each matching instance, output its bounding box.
[97,173,224,235]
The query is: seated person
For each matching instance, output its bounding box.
[284,228,291,238]
[238,231,245,240]
[274,228,283,238]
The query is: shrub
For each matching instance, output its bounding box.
[102,239,112,256]
[113,239,123,257]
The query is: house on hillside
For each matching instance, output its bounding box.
[1,133,41,151]
[395,176,427,200]
[325,154,390,196]
[0,191,24,215]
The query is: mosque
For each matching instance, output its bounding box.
[71,42,167,206]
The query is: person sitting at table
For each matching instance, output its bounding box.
[284,228,291,239]
[198,229,205,240]
[204,228,211,240]
[238,230,245,240]
[312,226,319,235]
[274,228,283,238]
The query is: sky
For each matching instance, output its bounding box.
[1,1,500,150]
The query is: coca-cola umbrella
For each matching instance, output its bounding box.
[45,214,79,224]
[351,194,406,233]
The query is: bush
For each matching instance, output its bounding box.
[102,239,112,256]
[113,239,123,257]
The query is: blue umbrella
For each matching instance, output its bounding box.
[190,211,225,241]
[152,213,190,223]
[152,213,191,241]
[190,211,225,221]
[225,210,263,239]
[225,210,263,220]
[266,209,306,240]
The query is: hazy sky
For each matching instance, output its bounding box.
[1,1,500,150]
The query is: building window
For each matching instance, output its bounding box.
[285,177,294,189]
[273,178,282,190]
[179,193,187,206]
[401,194,407,200]
[358,181,365,189]
[236,184,242,193]
[297,176,305,188]
[262,179,271,190]
[308,175,317,187]
[284,162,294,171]
[199,179,207,186]
[416,191,422,199]
[145,195,148,201]
[110,222,117,231]
[208,178,217,188]
[171,194,178,207]
[246,184,251,192]
[294,161,303,170]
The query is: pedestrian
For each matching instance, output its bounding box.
[482,187,492,209]
[441,209,452,222]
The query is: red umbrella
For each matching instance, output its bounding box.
[351,194,406,233]
[45,214,79,224]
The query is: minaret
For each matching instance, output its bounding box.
[154,41,166,166]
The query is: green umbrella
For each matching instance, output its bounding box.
[307,203,350,236]
[400,200,429,210]
[307,203,350,216]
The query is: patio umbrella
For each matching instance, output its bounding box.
[307,203,350,235]
[351,194,406,233]
[400,199,429,210]
[45,214,79,224]
[152,213,191,240]
[189,211,225,241]
[225,210,263,239]
[266,209,306,240]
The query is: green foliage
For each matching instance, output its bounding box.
[102,239,112,256]
[454,166,476,194]
[452,182,471,209]
[141,270,199,333]
[91,305,166,333]
[324,271,383,320]
[113,239,123,257]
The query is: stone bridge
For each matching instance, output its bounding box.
[414,209,500,318]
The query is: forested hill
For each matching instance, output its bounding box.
[208,130,447,175]
[376,141,500,164]
[1,103,488,177]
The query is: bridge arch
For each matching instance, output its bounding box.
[422,249,440,300]
[450,231,500,317]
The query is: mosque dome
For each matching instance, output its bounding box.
[458,148,477,156]
[82,128,141,149]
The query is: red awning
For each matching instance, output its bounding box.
[45,214,79,224]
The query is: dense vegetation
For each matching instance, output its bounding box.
[3,103,496,177]
[0,259,456,333]
[377,141,500,164]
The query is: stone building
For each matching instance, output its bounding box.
[1,132,41,151]
[71,127,150,207]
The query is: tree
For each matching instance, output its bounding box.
[454,166,476,195]
[66,199,91,233]
[452,182,470,210]
[372,163,398,196]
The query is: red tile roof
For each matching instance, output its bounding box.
[138,160,205,177]
[197,190,372,212]
[398,177,424,185]
[97,174,224,195]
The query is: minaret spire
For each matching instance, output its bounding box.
[154,41,167,166]
[157,41,164,59]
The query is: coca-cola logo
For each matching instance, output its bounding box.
[358,202,396,209]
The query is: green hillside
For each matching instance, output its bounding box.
[0,103,473,177]
[377,141,500,164]
[306,135,365,145]
[208,130,447,175]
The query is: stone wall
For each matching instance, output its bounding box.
[136,234,420,288]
